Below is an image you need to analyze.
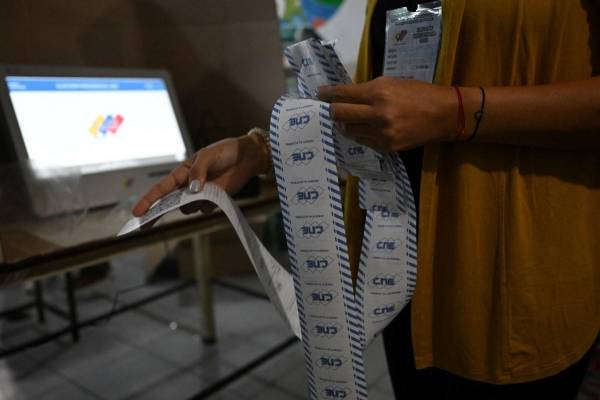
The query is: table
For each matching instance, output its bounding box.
[0,186,281,349]
[0,179,303,400]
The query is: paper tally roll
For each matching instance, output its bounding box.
[120,5,443,393]
[269,26,449,396]
[270,94,416,400]
[119,40,419,400]
[118,183,301,339]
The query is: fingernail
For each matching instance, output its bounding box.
[189,180,200,193]
[313,88,320,98]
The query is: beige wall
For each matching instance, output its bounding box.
[0,0,285,148]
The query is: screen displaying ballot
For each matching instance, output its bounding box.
[5,76,188,177]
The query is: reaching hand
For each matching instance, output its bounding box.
[318,77,457,151]
[132,133,269,217]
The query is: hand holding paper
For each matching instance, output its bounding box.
[132,134,268,218]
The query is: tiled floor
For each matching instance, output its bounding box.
[0,247,395,400]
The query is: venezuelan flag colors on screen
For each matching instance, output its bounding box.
[89,114,125,136]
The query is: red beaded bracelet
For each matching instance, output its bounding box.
[453,86,467,141]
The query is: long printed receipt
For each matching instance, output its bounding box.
[118,183,301,339]
[119,3,441,399]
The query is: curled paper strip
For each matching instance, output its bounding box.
[118,183,301,339]
[119,3,441,396]
[276,9,441,391]
[271,95,416,400]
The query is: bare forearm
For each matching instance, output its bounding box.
[460,77,600,151]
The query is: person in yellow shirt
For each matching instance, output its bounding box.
[134,0,599,398]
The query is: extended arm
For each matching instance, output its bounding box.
[460,77,600,150]
[318,76,600,152]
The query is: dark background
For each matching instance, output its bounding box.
[0,0,285,156]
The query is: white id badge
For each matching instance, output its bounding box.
[384,1,443,82]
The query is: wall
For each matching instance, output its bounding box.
[0,0,285,148]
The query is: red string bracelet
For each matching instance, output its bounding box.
[453,86,466,141]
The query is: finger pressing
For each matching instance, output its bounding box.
[330,103,378,123]
[188,150,215,192]
[317,83,373,104]
[132,165,189,216]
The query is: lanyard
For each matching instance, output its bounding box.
[384,1,443,81]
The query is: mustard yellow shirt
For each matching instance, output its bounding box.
[346,0,600,384]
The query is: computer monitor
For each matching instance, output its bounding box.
[0,66,193,216]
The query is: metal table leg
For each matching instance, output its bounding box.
[192,234,216,344]
[64,272,80,342]
[34,280,45,324]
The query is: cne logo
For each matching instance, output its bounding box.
[89,114,124,137]
[371,204,402,218]
[369,273,401,289]
[371,204,392,213]
[322,386,351,399]
[311,322,340,338]
[396,29,408,42]
[374,238,399,252]
[283,110,315,132]
[298,222,329,239]
[286,147,318,166]
[370,303,396,319]
[347,145,365,156]
[316,355,347,370]
[307,289,337,306]
[301,57,314,68]
[379,208,401,219]
[303,256,332,272]
[293,186,323,205]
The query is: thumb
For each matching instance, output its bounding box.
[187,150,214,193]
